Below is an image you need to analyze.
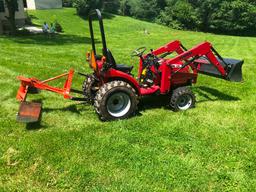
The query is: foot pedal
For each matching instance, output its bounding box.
[17,102,42,123]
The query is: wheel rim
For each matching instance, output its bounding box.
[177,94,193,110]
[107,92,131,117]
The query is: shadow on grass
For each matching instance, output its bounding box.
[2,33,100,45]
[43,103,83,114]
[195,86,240,103]
[26,121,45,130]
[26,103,91,130]
[138,95,169,111]
[24,86,239,126]
[138,86,240,112]
[78,12,115,21]
[28,14,39,21]
[27,14,42,28]
[208,29,256,38]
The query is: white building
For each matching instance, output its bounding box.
[26,0,62,10]
[0,0,26,34]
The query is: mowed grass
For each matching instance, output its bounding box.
[0,8,256,191]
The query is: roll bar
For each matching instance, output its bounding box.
[89,9,108,59]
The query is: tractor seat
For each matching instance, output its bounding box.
[115,64,133,73]
[106,49,133,73]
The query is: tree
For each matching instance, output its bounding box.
[157,0,256,34]
[128,0,159,21]
[120,0,131,16]
[73,0,103,16]
[103,0,120,14]
[73,0,120,16]
[73,0,256,34]
[158,0,198,30]
[156,0,166,9]
[4,0,18,35]
[210,0,256,34]
[189,0,222,32]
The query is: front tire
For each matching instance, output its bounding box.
[94,81,138,121]
[170,86,195,111]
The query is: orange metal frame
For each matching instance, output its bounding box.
[16,69,75,102]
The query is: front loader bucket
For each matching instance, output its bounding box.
[225,58,243,82]
[197,58,243,82]
[17,102,42,123]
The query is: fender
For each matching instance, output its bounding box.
[104,69,141,95]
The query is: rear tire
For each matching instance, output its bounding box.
[82,75,98,104]
[94,81,138,121]
[170,86,195,111]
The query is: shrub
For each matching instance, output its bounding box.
[54,21,63,33]
[72,0,103,16]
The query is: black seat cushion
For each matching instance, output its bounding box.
[116,64,133,73]
[106,49,133,73]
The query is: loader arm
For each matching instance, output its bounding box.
[150,40,186,56]
[166,41,243,82]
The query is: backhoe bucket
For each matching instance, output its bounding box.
[17,102,42,123]
[197,58,243,82]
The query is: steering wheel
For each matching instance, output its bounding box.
[131,47,147,57]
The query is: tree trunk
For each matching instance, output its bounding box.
[5,0,17,35]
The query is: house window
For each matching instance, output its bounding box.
[0,0,5,13]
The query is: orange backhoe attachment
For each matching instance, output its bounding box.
[16,69,80,123]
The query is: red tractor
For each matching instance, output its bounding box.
[16,9,243,122]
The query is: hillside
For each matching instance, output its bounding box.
[0,8,255,191]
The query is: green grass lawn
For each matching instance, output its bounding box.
[1,8,256,191]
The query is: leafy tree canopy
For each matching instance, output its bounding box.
[73,0,256,35]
